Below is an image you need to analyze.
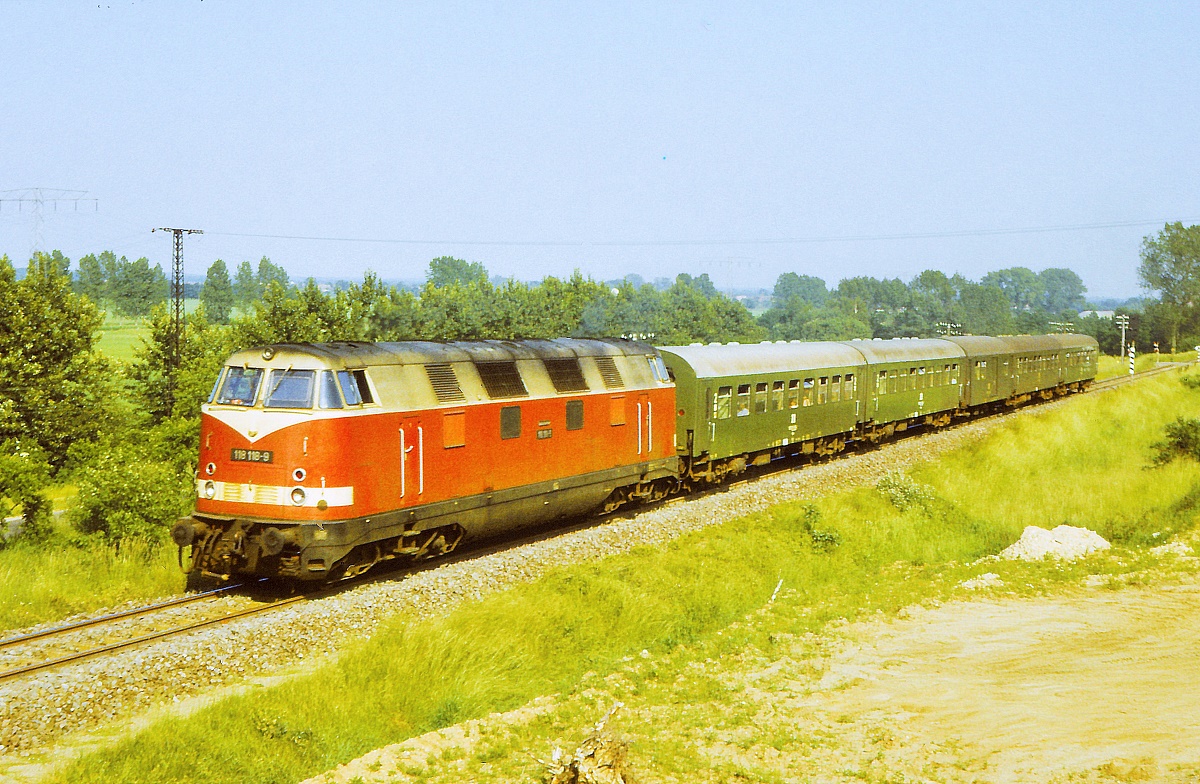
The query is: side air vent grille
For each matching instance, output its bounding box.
[475,361,528,399]
[544,358,589,394]
[425,363,466,403]
[593,356,624,389]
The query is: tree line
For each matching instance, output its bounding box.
[4,221,1199,549]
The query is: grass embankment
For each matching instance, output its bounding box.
[0,538,182,631]
[44,368,1200,784]
[1097,350,1192,380]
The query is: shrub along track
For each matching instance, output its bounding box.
[0,363,1183,766]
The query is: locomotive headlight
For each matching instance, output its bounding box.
[292,467,306,482]
[291,487,306,506]
[203,481,216,499]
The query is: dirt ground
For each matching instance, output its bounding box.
[800,581,1200,782]
[308,575,1200,784]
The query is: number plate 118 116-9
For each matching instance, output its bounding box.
[231,448,273,463]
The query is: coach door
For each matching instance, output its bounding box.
[399,416,424,501]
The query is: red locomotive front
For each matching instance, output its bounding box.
[173,339,679,581]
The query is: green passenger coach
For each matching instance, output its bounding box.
[659,333,1099,488]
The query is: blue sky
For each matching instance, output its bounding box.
[2,2,1197,298]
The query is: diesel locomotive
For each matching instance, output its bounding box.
[172,332,1099,582]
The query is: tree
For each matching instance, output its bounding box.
[1138,222,1200,353]
[256,257,290,292]
[75,253,107,305]
[233,260,259,312]
[1038,268,1086,313]
[427,256,489,288]
[772,272,828,307]
[981,267,1042,311]
[111,256,168,316]
[200,259,234,324]
[0,253,112,471]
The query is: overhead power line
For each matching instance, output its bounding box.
[203,216,1197,249]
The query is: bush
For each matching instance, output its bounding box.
[68,446,189,546]
[1150,417,1200,465]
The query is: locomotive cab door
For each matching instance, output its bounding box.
[399,416,425,501]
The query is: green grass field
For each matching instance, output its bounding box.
[42,366,1200,784]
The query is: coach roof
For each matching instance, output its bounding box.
[658,341,867,379]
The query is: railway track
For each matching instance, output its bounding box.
[2,361,1185,686]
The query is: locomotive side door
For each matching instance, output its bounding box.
[636,393,651,457]
[399,416,425,502]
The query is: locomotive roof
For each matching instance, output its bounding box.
[657,341,866,378]
[226,338,656,368]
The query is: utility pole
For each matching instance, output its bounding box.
[153,227,203,382]
[1114,313,1130,359]
[0,188,98,256]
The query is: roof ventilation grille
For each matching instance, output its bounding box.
[544,358,589,394]
[593,356,625,389]
[475,361,529,399]
[425,363,466,403]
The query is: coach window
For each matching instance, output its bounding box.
[610,396,626,426]
[831,375,841,402]
[909,368,918,390]
[918,367,926,389]
[318,370,343,409]
[736,384,751,416]
[713,386,732,420]
[803,378,815,406]
[444,411,466,448]
[729,384,748,415]
[845,373,855,397]
[787,379,800,408]
[888,370,898,394]
[566,400,584,431]
[952,363,960,384]
[771,380,785,411]
[878,370,887,395]
[817,377,828,405]
[500,406,522,439]
[754,382,768,413]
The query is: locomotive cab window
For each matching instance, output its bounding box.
[318,370,343,409]
[216,366,263,407]
[337,369,374,405]
[265,369,316,409]
[713,386,732,420]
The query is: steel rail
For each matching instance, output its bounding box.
[0,593,306,683]
[0,580,261,651]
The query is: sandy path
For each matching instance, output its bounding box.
[808,582,1200,781]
